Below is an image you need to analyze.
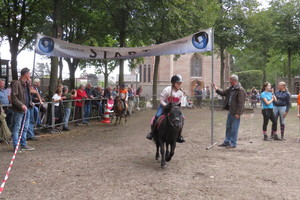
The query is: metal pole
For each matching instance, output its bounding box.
[31,52,36,80]
[206,28,217,150]
[51,102,55,129]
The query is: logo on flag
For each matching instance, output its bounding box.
[38,37,54,53]
[192,31,209,49]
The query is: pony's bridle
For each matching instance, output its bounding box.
[167,106,182,128]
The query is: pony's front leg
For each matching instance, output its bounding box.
[165,143,170,159]
[115,116,119,125]
[155,142,160,160]
[160,142,166,168]
[166,143,176,162]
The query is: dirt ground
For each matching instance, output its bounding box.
[0,107,300,200]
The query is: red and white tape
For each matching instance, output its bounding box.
[0,113,26,194]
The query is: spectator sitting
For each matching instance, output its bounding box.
[0,79,13,131]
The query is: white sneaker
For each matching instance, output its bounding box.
[137,107,140,110]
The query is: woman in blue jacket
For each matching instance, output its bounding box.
[273,82,290,140]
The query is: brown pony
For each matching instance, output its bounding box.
[113,96,128,125]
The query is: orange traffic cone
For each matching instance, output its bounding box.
[101,99,114,124]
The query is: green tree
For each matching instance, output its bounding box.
[269,0,300,90]
[0,0,51,80]
[236,70,262,91]
[215,0,260,88]
[231,8,275,85]
[133,0,219,108]
[60,0,104,89]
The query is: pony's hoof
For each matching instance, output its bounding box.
[165,157,172,162]
[161,164,166,169]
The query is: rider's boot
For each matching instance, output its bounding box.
[146,119,156,140]
[146,131,154,140]
[177,128,185,143]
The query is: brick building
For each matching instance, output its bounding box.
[134,52,231,98]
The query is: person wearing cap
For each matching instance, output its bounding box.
[146,74,185,143]
[10,68,35,151]
[212,74,246,148]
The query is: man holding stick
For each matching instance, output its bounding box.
[11,68,35,151]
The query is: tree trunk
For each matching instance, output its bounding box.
[104,60,108,88]
[69,67,76,89]
[59,57,63,82]
[48,0,63,101]
[49,57,58,100]
[66,58,79,90]
[10,43,19,80]
[117,8,127,85]
[119,59,124,85]
[152,56,160,109]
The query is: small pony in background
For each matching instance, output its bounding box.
[113,96,128,125]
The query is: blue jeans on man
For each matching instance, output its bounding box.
[63,108,71,129]
[224,112,240,147]
[12,110,30,148]
[83,103,91,123]
[26,108,36,139]
[33,106,41,125]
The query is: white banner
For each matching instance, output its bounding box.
[35,28,212,60]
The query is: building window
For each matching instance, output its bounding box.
[143,65,147,82]
[139,65,142,82]
[191,54,202,77]
[148,65,151,82]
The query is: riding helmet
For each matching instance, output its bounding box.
[171,75,183,83]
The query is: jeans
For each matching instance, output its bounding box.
[84,103,91,122]
[155,105,164,119]
[12,110,30,148]
[63,108,71,128]
[26,108,35,139]
[224,112,241,147]
[33,106,41,125]
[273,106,286,125]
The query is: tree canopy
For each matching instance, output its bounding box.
[0,0,300,94]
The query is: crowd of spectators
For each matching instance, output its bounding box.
[0,73,144,148]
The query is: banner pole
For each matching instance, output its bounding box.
[206,28,217,150]
[31,51,36,80]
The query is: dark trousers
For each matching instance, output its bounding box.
[196,97,202,108]
[262,108,277,132]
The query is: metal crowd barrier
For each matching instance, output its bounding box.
[1,96,150,131]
